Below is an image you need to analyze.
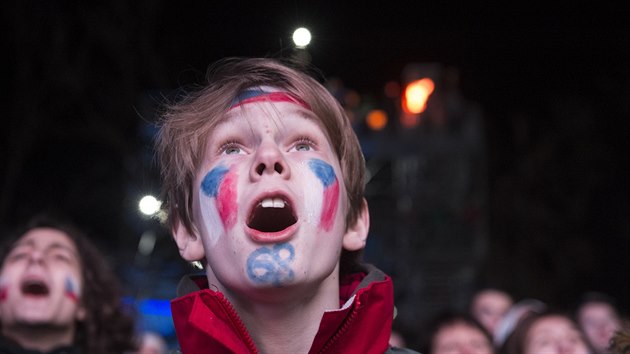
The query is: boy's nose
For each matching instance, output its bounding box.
[250,142,290,180]
[27,250,45,265]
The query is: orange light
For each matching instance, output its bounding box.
[402,78,435,114]
[366,109,388,131]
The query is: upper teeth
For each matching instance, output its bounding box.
[261,197,286,208]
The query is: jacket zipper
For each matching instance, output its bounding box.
[317,298,360,354]
[217,293,259,354]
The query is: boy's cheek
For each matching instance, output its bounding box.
[199,165,239,231]
[64,274,81,302]
[215,170,238,230]
[307,159,340,232]
[0,276,9,301]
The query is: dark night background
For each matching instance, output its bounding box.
[1,2,628,350]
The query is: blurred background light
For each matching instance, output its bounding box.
[292,27,312,48]
[139,195,161,216]
[366,109,388,131]
[402,78,435,114]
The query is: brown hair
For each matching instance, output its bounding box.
[609,326,630,354]
[155,57,367,273]
[0,214,137,354]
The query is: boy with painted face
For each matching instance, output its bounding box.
[0,215,136,354]
[156,58,416,353]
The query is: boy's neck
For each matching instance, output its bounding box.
[2,324,74,352]
[224,272,341,354]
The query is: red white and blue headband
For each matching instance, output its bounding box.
[229,86,310,110]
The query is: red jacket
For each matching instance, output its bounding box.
[171,266,395,354]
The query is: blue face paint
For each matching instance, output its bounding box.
[201,165,229,198]
[246,243,295,287]
[308,159,336,187]
[307,158,340,231]
[231,88,267,106]
[64,276,79,302]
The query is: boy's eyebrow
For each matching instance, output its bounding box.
[46,243,79,257]
[296,109,318,122]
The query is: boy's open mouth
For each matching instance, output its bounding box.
[21,279,49,297]
[247,196,297,233]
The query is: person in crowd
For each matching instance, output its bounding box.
[493,298,546,349]
[390,329,408,349]
[574,291,623,354]
[470,288,514,340]
[155,57,418,353]
[423,311,494,354]
[499,310,593,354]
[0,214,137,354]
[133,331,168,354]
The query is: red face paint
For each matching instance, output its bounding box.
[230,88,310,110]
[0,285,7,301]
[216,169,238,230]
[320,180,339,231]
[308,159,340,232]
[64,276,79,302]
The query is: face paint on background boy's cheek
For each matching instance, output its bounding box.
[64,275,80,302]
[246,243,295,287]
[308,159,340,232]
[200,165,238,231]
[0,277,8,301]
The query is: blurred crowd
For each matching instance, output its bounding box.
[0,216,630,354]
[1,213,627,354]
[391,287,630,354]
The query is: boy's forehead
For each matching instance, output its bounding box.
[13,228,77,252]
[222,99,323,132]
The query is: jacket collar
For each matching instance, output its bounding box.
[171,265,394,354]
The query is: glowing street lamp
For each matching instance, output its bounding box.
[366,109,388,131]
[402,78,435,114]
[292,27,311,48]
[139,195,161,216]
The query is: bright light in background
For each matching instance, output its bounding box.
[137,231,157,255]
[292,27,311,48]
[139,195,161,216]
[402,78,435,114]
[366,109,388,131]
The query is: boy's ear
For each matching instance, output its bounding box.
[172,218,205,262]
[342,198,370,251]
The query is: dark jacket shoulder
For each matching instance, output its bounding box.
[0,336,78,354]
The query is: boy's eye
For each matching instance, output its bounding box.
[220,141,245,155]
[225,146,241,154]
[7,251,28,262]
[295,143,310,152]
[291,137,315,152]
[50,252,72,263]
